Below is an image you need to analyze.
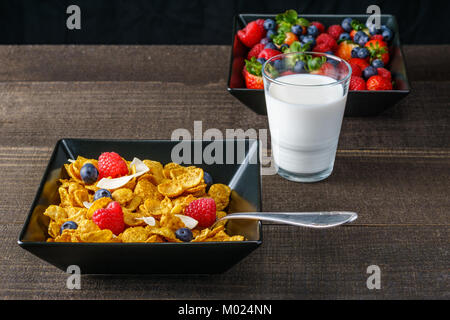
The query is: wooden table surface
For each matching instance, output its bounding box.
[0,45,448,299]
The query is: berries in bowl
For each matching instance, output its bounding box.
[227,10,410,116]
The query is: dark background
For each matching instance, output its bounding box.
[0,0,449,44]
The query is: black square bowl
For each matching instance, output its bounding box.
[228,14,411,117]
[18,139,262,274]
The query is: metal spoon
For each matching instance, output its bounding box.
[212,211,358,229]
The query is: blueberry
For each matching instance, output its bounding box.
[324,51,334,55]
[341,17,353,32]
[353,31,366,44]
[357,47,370,59]
[60,221,78,234]
[175,228,193,242]
[94,188,112,201]
[367,23,381,35]
[265,42,277,50]
[357,34,369,47]
[327,58,339,66]
[307,25,319,37]
[298,35,305,42]
[256,58,266,65]
[371,59,384,68]
[273,59,284,71]
[203,171,213,187]
[291,25,303,36]
[381,28,393,42]
[260,37,271,45]
[266,29,276,38]
[263,19,276,31]
[293,60,306,73]
[339,33,350,41]
[302,35,316,47]
[80,163,98,184]
[351,47,361,58]
[363,66,378,79]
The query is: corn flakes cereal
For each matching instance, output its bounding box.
[43,154,244,243]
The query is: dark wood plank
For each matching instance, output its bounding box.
[1,224,448,299]
[0,45,448,82]
[0,147,448,226]
[0,81,448,150]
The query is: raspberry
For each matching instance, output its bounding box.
[376,67,392,81]
[327,24,344,40]
[184,198,217,228]
[316,33,337,51]
[92,201,125,235]
[98,152,129,179]
[349,76,366,90]
[371,34,384,41]
[247,43,265,60]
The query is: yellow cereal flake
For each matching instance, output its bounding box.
[112,188,134,205]
[208,184,232,210]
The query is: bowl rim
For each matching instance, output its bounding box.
[17,138,263,247]
[228,13,411,93]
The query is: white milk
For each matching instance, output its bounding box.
[265,73,347,175]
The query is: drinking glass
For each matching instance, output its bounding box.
[262,52,351,182]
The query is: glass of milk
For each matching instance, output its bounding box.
[262,52,351,182]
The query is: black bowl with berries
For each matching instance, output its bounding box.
[227,11,410,116]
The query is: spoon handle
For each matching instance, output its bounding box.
[214,211,358,229]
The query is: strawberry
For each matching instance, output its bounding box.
[327,24,344,40]
[284,32,298,45]
[335,41,358,62]
[366,75,393,90]
[229,57,245,88]
[310,21,325,34]
[365,39,389,65]
[312,62,336,78]
[233,34,247,57]
[349,58,370,72]
[316,33,338,51]
[349,62,362,77]
[237,20,266,48]
[350,30,357,40]
[247,43,265,60]
[349,76,366,90]
[257,48,281,60]
[243,57,263,89]
[376,67,392,81]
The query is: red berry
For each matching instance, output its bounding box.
[233,34,247,57]
[184,198,217,228]
[371,34,384,41]
[243,67,263,89]
[312,42,332,53]
[92,201,125,235]
[349,58,370,72]
[310,21,325,34]
[349,76,367,91]
[257,48,281,60]
[98,152,129,179]
[327,24,344,40]
[229,57,245,88]
[247,43,265,60]
[377,67,392,81]
[349,62,362,77]
[366,75,393,90]
[237,20,266,48]
[316,33,338,51]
